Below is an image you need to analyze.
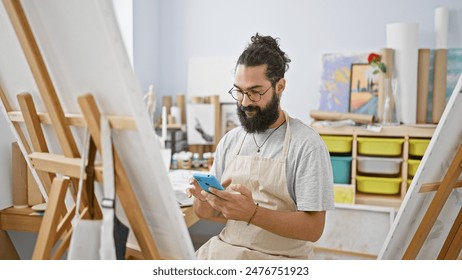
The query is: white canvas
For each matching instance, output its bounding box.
[314,204,395,260]
[0,0,195,259]
[379,74,462,259]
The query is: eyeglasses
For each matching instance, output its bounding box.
[228,85,273,102]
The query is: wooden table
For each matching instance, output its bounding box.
[0,205,199,260]
[0,205,198,231]
[0,207,43,232]
[0,207,42,259]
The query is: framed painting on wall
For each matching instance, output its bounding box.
[426,48,462,122]
[186,104,215,145]
[349,63,379,116]
[318,52,369,112]
[220,103,239,138]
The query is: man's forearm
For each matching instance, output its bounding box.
[250,207,326,241]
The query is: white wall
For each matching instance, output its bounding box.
[134,0,462,124]
[133,0,160,94]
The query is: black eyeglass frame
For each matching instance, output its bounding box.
[228,85,273,102]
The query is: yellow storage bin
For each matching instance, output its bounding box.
[321,135,353,153]
[409,138,430,157]
[357,137,404,156]
[407,178,413,189]
[356,175,402,195]
[408,159,421,177]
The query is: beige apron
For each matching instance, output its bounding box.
[196,111,313,260]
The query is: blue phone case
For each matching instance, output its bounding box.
[193,173,224,192]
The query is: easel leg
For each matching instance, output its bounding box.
[438,206,462,259]
[17,93,55,194]
[78,93,161,259]
[32,178,69,260]
[403,143,462,259]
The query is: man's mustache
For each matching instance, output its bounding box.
[239,105,260,112]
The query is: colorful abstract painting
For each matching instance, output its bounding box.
[318,49,462,120]
[318,52,369,112]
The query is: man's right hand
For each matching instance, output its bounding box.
[186,177,232,202]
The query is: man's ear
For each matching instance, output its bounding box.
[276,78,286,95]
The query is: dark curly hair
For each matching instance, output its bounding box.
[236,33,291,85]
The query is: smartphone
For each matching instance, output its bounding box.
[192,173,225,193]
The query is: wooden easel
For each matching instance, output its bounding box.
[1,0,160,259]
[403,142,462,259]
[376,68,462,260]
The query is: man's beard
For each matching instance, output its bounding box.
[237,92,280,133]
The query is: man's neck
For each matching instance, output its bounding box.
[268,109,285,129]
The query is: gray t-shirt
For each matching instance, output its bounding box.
[210,116,335,211]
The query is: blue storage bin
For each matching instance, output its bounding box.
[330,156,352,184]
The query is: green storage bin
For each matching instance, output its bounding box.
[330,156,352,184]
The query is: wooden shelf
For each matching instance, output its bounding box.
[312,122,436,138]
[355,193,402,209]
[313,123,436,208]
[0,207,42,232]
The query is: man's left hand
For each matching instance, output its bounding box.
[203,184,256,222]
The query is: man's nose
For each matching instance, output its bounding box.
[240,93,253,107]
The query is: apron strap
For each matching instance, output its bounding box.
[100,115,117,260]
[233,131,248,156]
[232,110,292,159]
[281,111,291,160]
[75,129,91,217]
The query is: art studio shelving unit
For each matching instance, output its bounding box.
[313,123,436,209]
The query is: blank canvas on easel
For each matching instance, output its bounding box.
[379,74,462,259]
[0,0,195,259]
